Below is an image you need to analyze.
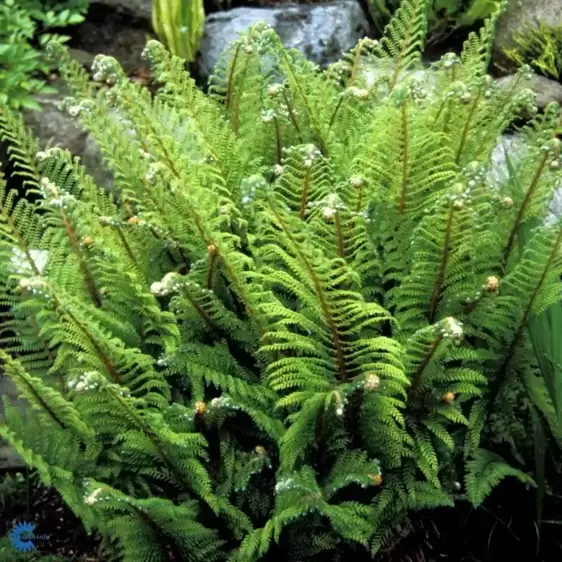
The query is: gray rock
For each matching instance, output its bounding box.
[497,74,562,109]
[88,0,152,20]
[67,48,97,71]
[69,15,150,74]
[199,1,370,80]
[22,80,114,190]
[551,188,562,222]
[0,444,25,470]
[489,134,527,188]
[489,134,562,223]
[494,0,562,69]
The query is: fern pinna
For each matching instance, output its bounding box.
[0,0,560,560]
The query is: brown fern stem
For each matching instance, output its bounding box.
[334,211,345,258]
[108,386,191,493]
[433,65,457,125]
[280,50,326,152]
[348,39,366,87]
[355,183,365,214]
[134,177,192,271]
[503,152,549,265]
[5,360,69,431]
[328,95,344,132]
[151,140,212,249]
[410,335,443,395]
[142,124,183,179]
[216,246,265,338]
[299,168,312,220]
[161,157,265,337]
[283,90,303,143]
[455,87,482,164]
[389,0,419,90]
[60,211,101,308]
[491,226,562,407]
[114,226,138,269]
[1,208,41,277]
[428,204,455,323]
[66,310,122,384]
[206,246,218,290]
[398,101,410,213]
[181,285,217,333]
[129,505,178,562]
[274,117,283,164]
[270,200,347,380]
[226,43,242,109]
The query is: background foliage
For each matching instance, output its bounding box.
[367,0,500,44]
[503,23,562,81]
[0,0,87,111]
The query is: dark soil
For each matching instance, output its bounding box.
[383,480,562,562]
[0,471,102,561]
[1,471,561,562]
[66,7,150,74]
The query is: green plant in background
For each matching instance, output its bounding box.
[0,470,26,509]
[524,232,562,445]
[503,23,562,81]
[368,0,499,45]
[516,209,562,530]
[0,0,88,111]
[152,0,205,64]
[0,0,561,559]
[528,300,562,442]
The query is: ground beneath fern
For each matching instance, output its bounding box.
[0,475,100,561]
[1,475,561,561]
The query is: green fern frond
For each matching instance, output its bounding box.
[378,0,429,88]
[465,448,535,506]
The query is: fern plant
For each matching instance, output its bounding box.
[0,0,560,560]
[503,22,562,80]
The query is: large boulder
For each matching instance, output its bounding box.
[199,1,370,80]
[67,1,371,83]
[68,7,151,74]
[494,0,562,71]
[488,134,527,188]
[21,78,114,190]
[497,74,562,110]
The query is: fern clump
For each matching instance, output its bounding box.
[503,22,562,80]
[0,0,560,560]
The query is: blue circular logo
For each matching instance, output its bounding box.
[9,521,37,552]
